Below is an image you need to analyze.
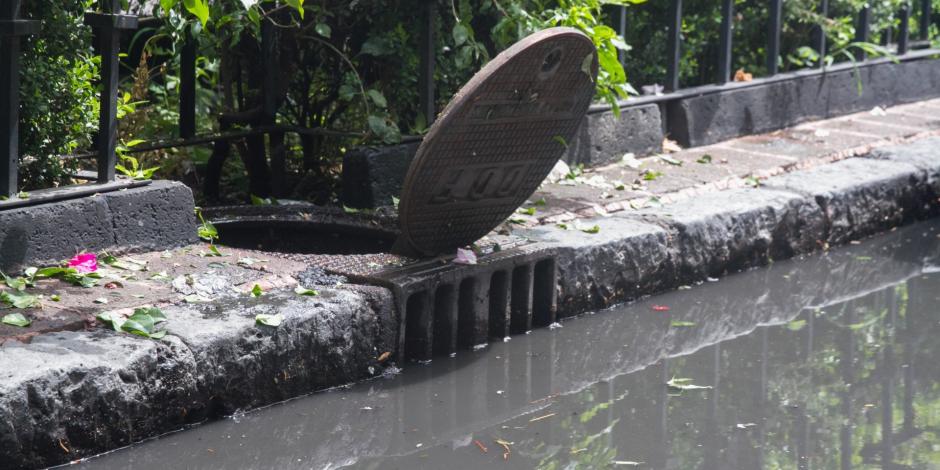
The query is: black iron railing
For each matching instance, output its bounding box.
[0,1,936,206]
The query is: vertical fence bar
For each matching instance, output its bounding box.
[618,6,628,66]
[767,0,783,75]
[813,0,829,67]
[85,0,138,184]
[855,6,870,60]
[0,1,36,198]
[418,0,436,124]
[717,0,734,84]
[899,3,911,54]
[920,0,931,40]
[179,33,196,139]
[665,0,682,92]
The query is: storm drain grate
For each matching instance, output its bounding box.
[304,243,558,362]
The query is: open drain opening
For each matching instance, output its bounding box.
[457,278,479,350]
[489,270,510,340]
[432,285,457,356]
[533,259,557,327]
[404,292,431,361]
[510,265,533,334]
[214,219,397,255]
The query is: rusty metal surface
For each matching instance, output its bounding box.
[397,27,598,256]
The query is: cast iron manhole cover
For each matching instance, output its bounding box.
[395,27,598,256]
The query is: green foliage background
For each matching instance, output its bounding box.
[13,0,940,200]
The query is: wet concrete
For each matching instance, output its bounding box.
[71,219,940,469]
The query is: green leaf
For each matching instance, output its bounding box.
[251,284,263,297]
[452,24,470,46]
[182,0,210,26]
[670,321,697,328]
[96,311,125,332]
[696,154,713,164]
[659,155,682,166]
[160,0,178,14]
[121,319,151,337]
[642,170,663,181]
[294,286,319,296]
[1,291,41,309]
[366,89,387,108]
[284,0,304,18]
[315,22,331,38]
[197,215,218,241]
[2,313,31,327]
[35,267,71,278]
[580,225,601,234]
[134,307,166,322]
[255,313,283,327]
[2,274,27,291]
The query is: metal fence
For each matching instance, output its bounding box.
[0,1,936,206]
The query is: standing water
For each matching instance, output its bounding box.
[73,220,940,469]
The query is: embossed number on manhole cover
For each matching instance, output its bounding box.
[396,27,598,256]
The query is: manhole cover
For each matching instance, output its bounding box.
[395,27,598,256]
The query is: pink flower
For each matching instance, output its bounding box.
[68,253,98,273]
[453,248,478,265]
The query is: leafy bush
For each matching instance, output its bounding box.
[18,0,98,189]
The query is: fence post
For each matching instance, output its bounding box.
[419,0,436,125]
[0,0,37,198]
[665,0,682,92]
[899,3,911,55]
[812,0,829,67]
[179,32,196,139]
[617,6,628,66]
[767,0,783,75]
[85,0,138,184]
[920,0,931,41]
[855,6,870,60]
[717,0,734,84]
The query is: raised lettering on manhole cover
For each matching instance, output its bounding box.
[395,27,598,256]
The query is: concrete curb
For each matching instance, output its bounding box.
[522,139,940,317]
[0,287,396,469]
[0,181,199,273]
[3,140,940,467]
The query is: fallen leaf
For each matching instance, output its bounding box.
[377,351,392,363]
[667,377,713,392]
[2,313,31,327]
[474,439,488,453]
[734,68,753,82]
[670,320,697,327]
[662,138,682,153]
[294,286,319,296]
[255,313,283,327]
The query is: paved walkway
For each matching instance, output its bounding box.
[523,98,940,226]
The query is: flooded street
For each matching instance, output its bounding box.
[76,220,940,470]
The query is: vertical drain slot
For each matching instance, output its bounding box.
[404,291,431,361]
[510,264,534,334]
[533,258,557,327]
[457,278,477,350]
[489,270,510,340]
[433,284,457,356]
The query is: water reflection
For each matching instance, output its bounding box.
[75,221,940,469]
